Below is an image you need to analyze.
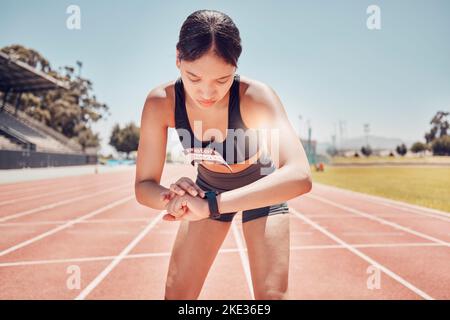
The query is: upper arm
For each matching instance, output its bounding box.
[135,88,169,186]
[244,82,311,174]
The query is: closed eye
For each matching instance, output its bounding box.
[189,78,228,84]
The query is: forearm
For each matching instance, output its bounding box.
[135,180,170,210]
[217,165,312,214]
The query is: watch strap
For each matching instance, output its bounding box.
[205,191,220,219]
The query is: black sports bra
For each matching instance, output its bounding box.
[174,74,262,168]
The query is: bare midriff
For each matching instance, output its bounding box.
[198,147,265,174]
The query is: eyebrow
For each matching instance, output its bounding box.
[186,71,232,80]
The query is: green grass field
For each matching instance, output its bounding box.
[311,165,450,213]
[331,155,450,164]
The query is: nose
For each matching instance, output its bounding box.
[199,86,217,99]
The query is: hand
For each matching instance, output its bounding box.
[160,177,206,203]
[162,193,210,222]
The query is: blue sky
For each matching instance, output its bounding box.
[1,0,449,154]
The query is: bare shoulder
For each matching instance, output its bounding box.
[142,79,176,128]
[239,75,282,129]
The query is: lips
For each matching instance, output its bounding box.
[198,99,216,106]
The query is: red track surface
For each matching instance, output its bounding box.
[0,164,449,300]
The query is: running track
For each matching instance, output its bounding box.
[0,164,449,299]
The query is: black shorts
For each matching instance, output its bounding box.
[195,153,289,223]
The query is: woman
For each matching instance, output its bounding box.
[135,9,312,300]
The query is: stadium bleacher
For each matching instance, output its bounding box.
[0,104,80,153]
[0,51,97,169]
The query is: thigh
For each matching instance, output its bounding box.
[165,218,232,299]
[242,214,290,300]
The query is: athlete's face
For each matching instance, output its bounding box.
[176,48,236,110]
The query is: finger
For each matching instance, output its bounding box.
[178,178,204,197]
[166,197,175,214]
[168,191,177,200]
[166,197,184,218]
[175,180,197,196]
[172,208,189,221]
[161,190,178,201]
[178,178,205,197]
[170,183,185,196]
[163,213,176,221]
[194,185,206,198]
[166,205,187,221]
[167,199,179,216]
[173,196,187,216]
[160,191,171,202]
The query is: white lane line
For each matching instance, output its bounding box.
[231,222,255,300]
[0,183,130,223]
[0,196,134,257]
[0,170,130,196]
[291,208,434,300]
[74,211,165,300]
[0,218,150,227]
[0,248,240,267]
[296,214,434,219]
[342,232,405,236]
[0,181,75,196]
[291,242,444,250]
[0,177,130,206]
[314,183,450,222]
[307,194,450,246]
[0,172,121,196]
[0,242,445,268]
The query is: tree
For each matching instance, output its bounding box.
[396,143,407,156]
[74,123,100,151]
[410,142,427,154]
[361,145,372,157]
[109,122,140,159]
[425,111,449,144]
[431,136,450,156]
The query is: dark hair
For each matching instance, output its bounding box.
[176,10,242,67]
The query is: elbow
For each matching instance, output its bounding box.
[134,183,143,205]
[303,174,313,194]
[297,170,312,195]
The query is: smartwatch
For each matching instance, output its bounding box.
[204,190,221,220]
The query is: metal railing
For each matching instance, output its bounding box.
[1,103,83,152]
[0,124,36,151]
